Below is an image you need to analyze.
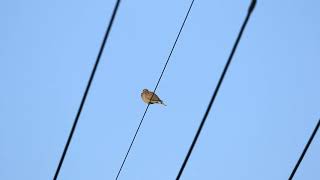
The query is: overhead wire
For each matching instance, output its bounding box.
[175,0,257,179]
[53,0,121,179]
[288,119,320,180]
[114,0,195,179]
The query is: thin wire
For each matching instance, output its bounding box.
[176,0,257,179]
[114,0,195,179]
[53,1,121,179]
[288,119,320,180]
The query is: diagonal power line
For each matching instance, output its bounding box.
[53,1,121,179]
[288,119,320,180]
[176,0,257,179]
[114,0,196,179]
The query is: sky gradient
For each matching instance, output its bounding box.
[1,0,320,179]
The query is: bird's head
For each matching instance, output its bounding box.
[143,89,149,93]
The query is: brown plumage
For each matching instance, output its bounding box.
[141,89,166,106]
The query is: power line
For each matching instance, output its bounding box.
[114,0,195,179]
[53,1,121,179]
[288,119,320,180]
[175,0,257,179]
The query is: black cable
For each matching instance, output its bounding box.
[114,0,195,179]
[176,0,256,179]
[288,119,320,180]
[53,1,121,179]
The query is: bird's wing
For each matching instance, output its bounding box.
[145,92,160,101]
[150,93,161,102]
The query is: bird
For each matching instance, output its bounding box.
[141,89,166,106]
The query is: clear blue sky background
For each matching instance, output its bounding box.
[1,0,319,179]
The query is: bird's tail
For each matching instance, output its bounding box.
[160,100,167,106]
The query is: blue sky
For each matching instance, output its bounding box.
[1,0,319,179]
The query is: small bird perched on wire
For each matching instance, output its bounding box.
[141,89,166,106]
